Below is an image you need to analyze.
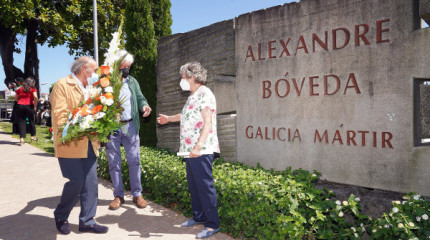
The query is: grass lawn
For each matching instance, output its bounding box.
[0,121,54,155]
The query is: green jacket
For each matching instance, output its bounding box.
[128,76,149,132]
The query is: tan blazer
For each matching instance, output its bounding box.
[51,75,101,158]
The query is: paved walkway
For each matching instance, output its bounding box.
[0,127,233,240]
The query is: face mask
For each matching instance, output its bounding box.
[120,68,130,78]
[87,72,99,86]
[180,79,190,91]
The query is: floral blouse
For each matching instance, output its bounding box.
[179,86,220,155]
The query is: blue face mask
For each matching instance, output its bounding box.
[87,73,99,86]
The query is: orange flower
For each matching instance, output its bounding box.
[80,106,90,116]
[86,97,93,105]
[93,80,100,87]
[100,77,110,88]
[72,107,81,117]
[91,105,103,115]
[104,92,114,100]
[100,66,110,76]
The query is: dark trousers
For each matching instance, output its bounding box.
[185,154,220,229]
[54,142,98,227]
[15,104,36,138]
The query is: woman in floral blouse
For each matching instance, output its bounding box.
[157,61,220,239]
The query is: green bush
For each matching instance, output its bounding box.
[97,147,430,239]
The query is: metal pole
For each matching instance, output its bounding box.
[93,0,99,65]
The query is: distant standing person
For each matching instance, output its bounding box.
[14,76,38,145]
[51,56,108,235]
[157,61,221,239]
[11,77,24,134]
[106,50,152,210]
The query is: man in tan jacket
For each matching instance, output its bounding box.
[51,56,108,235]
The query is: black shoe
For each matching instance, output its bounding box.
[79,223,109,234]
[55,218,71,235]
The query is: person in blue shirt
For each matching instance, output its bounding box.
[106,51,152,210]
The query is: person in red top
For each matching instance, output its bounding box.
[14,76,38,145]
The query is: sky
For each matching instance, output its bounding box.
[1,0,428,93]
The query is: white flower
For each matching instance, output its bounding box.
[338,211,344,217]
[372,229,377,233]
[402,201,407,204]
[393,200,401,205]
[354,233,358,238]
[398,223,404,228]
[392,207,399,213]
[71,115,80,125]
[343,201,348,206]
[409,222,415,227]
[104,86,113,93]
[355,197,360,202]
[384,224,390,228]
[94,112,106,120]
[351,227,356,232]
[103,31,122,67]
[422,214,429,220]
[105,99,114,106]
[416,216,421,222]
[80,121,90,129]
[88,86,102,98]
[413,195,421,200]
[336,200,341,205]
[100,96,107,105]
[84,115,94,123]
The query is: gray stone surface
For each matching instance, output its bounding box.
[235,0,430,195]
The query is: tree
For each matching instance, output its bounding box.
[124,0,171,146]
[0,0,126,92]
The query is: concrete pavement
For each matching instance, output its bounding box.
[0,126,233,240]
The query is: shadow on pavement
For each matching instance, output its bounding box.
[30,152,54,157]
[96,203,197,238]
[0,140,18,146]
[0,196,61,239]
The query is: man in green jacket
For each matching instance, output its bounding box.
[106,50,152,210]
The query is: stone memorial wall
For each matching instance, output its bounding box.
[157,0,430,195]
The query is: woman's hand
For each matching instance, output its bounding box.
[157,114,169,125]
[189,144,201,158]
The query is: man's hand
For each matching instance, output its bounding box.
[142,105,152,117]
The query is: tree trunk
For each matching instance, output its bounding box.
[24,19,40,95]
[0,25,17,87]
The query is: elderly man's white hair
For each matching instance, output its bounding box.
[118,50,134,65]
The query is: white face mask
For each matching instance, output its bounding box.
[87,72,99,86]
[180,78,190,91]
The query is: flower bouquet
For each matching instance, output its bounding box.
[59,60,126,144]
[59,24,127,144]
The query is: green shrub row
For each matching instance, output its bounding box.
[97,147,430,239]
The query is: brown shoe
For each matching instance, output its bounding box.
[108,196,124,210]
[132,195,147,208]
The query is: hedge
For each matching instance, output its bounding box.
[97,147,430,239]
